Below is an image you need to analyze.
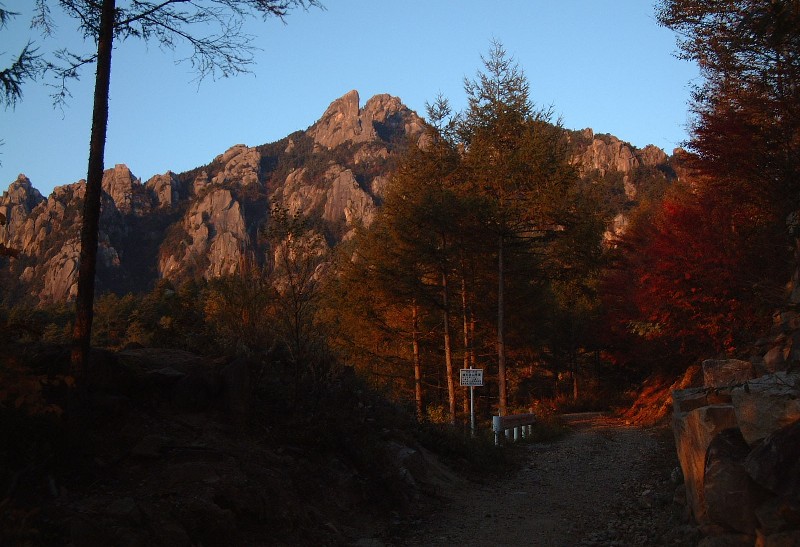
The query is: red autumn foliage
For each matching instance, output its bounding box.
[602,176,788,373]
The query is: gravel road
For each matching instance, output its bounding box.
[394,413,699,547]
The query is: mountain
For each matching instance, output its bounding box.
[0,90,675,305]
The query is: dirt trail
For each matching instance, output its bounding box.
[394,413,694,547]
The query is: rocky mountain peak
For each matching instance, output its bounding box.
[102,164,137,212]
[638,145,669,167]
[308,90,425,149]
[1,174,45,251]
[145,171,180,209]
[572,129,671,201]
[211,145,260,187]
[0,91,676,306]
[2,174,44,209]
[308,90,363,149]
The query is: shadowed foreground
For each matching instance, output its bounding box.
[391,413,696,547]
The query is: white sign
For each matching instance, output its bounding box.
[459,368,484,387]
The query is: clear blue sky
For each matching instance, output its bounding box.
[1,1,698,197]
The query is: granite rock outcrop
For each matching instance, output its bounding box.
[0,91,673,304]
[573,128,670,201]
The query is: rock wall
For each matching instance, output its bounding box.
[159,187,247,280]
[145,171,180,209]
[0,175,44,252]
[672,355,800,544]
[572,128,669,201]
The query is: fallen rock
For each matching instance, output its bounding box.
[744,418,800,500]
[673,386,711,414]
[673,403,739,523]
[702,359,755,388]
[754,497,800,537]
[730,371,800,446]
[704,428,767,534]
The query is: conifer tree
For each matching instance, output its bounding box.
[380,107,463,423]
[458,40,577,415]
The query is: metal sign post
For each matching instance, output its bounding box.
[459,368,483,436]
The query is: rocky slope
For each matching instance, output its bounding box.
[0,91,676,305]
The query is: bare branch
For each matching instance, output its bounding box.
[32,0,56,36]
[117,0,189,28]
[35,0,322,101]
[45,48,98,109]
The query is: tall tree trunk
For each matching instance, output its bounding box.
[71,0,116,383]
[412,300,423,421]
[461,269,471,370]
[572,365,579,401]
[497,233,507,416]
[461,271,471,416]
[570,321,579,401]
[442,271,456,424]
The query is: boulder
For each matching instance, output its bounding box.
[744,419,800,500]
[673,386,710,414]
[702,359,756,388]
[703,428,768,534]
[763,346,787,372]
[755,497,800,537]
[673,403,739,522]
[731,371,800,446]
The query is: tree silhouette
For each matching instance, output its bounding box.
[0,6,43,109]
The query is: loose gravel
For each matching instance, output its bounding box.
[394,413,700,547]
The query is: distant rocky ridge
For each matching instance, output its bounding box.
[0,90,677,305]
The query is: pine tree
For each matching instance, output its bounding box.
[458,40,577,415]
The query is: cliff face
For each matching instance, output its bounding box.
[0,91,673,304]
[0,90,426,303]
[572,128,670,200]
